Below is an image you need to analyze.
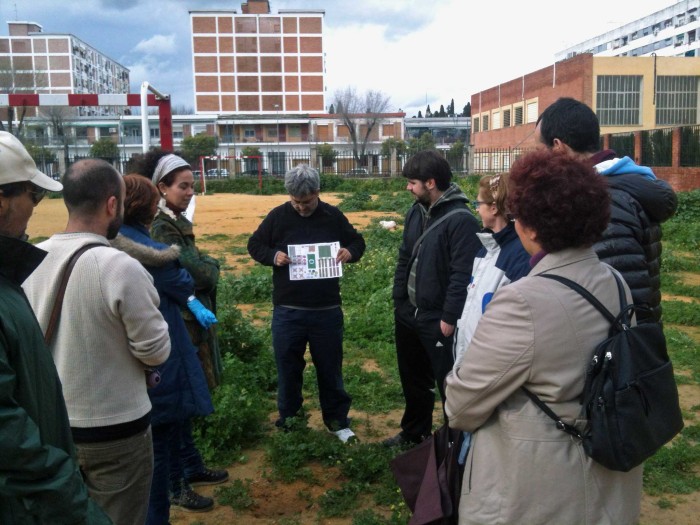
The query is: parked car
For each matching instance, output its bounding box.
[206,168,229,178]
[192,170,202,178]
[241,168,270,177]
[345,168,369,177]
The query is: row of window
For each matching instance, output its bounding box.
[472,100,538,133]
[473,75,699,133]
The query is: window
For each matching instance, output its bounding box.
[150,128,160,139]
[244,127,255,138]
[482,114,489,131]
[596,75,642,126]
[492,111,501,130]
[473,117,480,133]
[526,101,538,123]
[288,125,301,137]
[514,105,523,125]
[656,76,699,125]
[503,108,511,128]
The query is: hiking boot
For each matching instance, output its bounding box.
[186,467,229,487]
[170,487,214,513]
[332,427,358,444]
[382,431,422,448]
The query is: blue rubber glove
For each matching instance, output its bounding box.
[187,297,218,329]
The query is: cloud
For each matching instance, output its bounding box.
[133,34,177,55]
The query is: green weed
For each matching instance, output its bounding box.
[643,433,700,496]
[215,479,255,510]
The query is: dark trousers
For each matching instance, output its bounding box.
[395,309,455,440]
[272,305,352,430]
[168,418,204,497]
[147,422,182,525]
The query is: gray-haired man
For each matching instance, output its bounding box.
[248,165,365,442]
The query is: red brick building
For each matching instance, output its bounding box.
[190,0,325,115]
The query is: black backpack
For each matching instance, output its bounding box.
[523,272,684,472]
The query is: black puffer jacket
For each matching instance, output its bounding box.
[594,159,677,323]
[393,183,481,325]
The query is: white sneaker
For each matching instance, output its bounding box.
[333,427,357,443]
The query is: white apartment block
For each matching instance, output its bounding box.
[556,0,699,61]
[0,21,130,117]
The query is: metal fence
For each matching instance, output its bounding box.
[470,148,534,174]
[641,128,673,167]
[681,125,700,167]
[608,133,635,159]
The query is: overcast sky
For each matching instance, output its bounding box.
[0,0,679,117]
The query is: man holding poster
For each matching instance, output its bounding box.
[247,165,365,443]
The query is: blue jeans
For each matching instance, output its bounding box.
[147,422,182,525]
[169,418,205,497]
[76,426,153,525]
[272,306,351,430]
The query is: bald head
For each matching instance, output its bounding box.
[63,159,123,217]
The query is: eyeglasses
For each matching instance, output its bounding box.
[28,187,47,205]
[471,200,493,208]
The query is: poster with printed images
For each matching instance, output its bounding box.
[288,241,343,280]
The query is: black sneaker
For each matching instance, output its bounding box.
[186,467,229,487]
[382,432,422,448]
[170,487,214,513]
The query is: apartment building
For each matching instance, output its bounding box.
[0,21,129,117]
[556,0,699,60]
[190,0,325,115]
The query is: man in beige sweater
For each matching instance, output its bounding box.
[24,159,171,525]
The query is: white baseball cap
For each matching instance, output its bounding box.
[0,131,63,192]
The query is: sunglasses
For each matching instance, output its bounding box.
[28,186,47,205]
[471,200,493,208]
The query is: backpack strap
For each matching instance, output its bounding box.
[411,208,470,257]
[44,243,102,345]
[520,271,629,438]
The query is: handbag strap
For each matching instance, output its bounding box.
[44,243,102,345]
[411,208,470,257]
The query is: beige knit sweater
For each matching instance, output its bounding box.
[23,232,171,428]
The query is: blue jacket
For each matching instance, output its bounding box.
[594,156,678,323]
[113,224,213,427]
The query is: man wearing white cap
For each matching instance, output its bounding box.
[0,132,112,523]
[23,158,171,525]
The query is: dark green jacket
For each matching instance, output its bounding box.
[0,235,111,524]
[151,208,222,388]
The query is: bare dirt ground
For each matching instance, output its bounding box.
[29,194,700,525]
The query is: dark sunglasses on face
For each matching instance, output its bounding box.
[28,186,47,205]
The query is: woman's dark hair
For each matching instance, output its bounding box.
[123,174,159,226]
[129,148,189,187]
[507,149,610,253]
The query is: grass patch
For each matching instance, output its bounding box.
[216,479,255,510]
[643,426,700,496]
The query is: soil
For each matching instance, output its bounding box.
[28,194,700,525]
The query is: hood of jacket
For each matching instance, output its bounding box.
[596,156,656,180]
[111,225,180,268]
[418,182,468,218]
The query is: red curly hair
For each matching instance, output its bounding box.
[123,174,159,227]
[507,149,610,253]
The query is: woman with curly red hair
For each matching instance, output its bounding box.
[445,149,643,524]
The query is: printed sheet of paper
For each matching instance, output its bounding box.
[288,242,343,280]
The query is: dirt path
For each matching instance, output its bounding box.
[28,194,700,525]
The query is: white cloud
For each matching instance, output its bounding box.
[133,34,177,55]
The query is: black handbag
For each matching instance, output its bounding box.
[523,272,684,472]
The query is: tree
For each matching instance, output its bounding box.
[417,110,423,118]
[447,139,465,171]
[380,137,407,158]
[317,143,337,170]
[181,133,218,165]
[448,99,455,117]
[332,87,391,166]
[463,102,471,117]
[0,57,42,136]
[328,103,335,114]
[90,137,119,159]
[407,132,436,155]
[438,105,446,117]
[425,105,432,118]
[172,104,195,115]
